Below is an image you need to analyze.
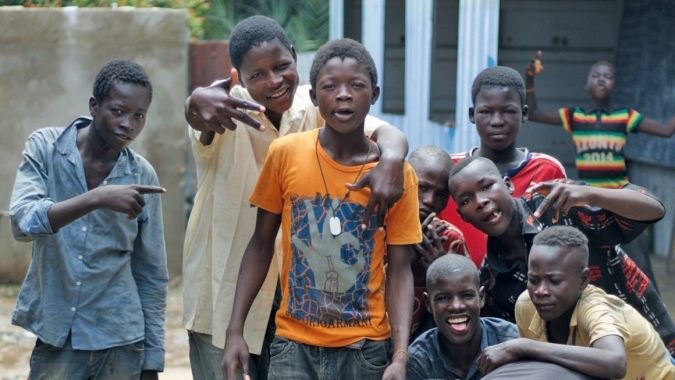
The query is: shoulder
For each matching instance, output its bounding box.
[482,317,519,341]
[26,126,66,146]
[268,129,319,159]
[528,152,567,176]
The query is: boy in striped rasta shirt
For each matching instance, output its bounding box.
[525,51,675,188]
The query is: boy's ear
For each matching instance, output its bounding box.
[580,267,591,290]
[236,68,246,89]
[89,96,98,117]
[504,176,515,195]
[479,285,486,308]
[370,85,381,105]
[521,104,529,123]
[309,88,318,107]
[290,45,298,63]
[424,291,432,314]
[468,107,476,124]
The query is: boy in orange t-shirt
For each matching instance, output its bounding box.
[221,39,421,380]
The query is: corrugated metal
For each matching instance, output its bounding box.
[329,0,344,40]
[332,0,448,153]
[452,0,500,153]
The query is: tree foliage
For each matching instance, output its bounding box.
[4,0,329,50]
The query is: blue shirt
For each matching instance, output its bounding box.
[408,317,519,380]
[9,117,168,371]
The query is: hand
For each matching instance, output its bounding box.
[381,357,407,380]
[525,50,544,77]
[476,339,523,375]
[528,181,591,223]
[186,68,266,134]
[139,370,159,380]
[345,156,404,228]
[222,334,251,380]
[413,214,448,269]
[95,185,166,219]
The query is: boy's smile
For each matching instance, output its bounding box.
[238,40,299,116]
[426,273,484,347]
[450,160,516,238]
[89,82,150,152]
[527,245,589,322]
[470,87,528,152]
[310,57,379,134]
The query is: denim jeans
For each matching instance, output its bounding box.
[268,336,392,380]
[28,336,144,380]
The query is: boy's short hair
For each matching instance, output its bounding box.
[533,226,589,267]
[426,253,480,290]
[471,66,526,106]
[309,38,378,90]
[409,145,453,173]
[228,15,293,72]
[590,60,615,75]
[449,155,498,179]
[93,59,152,103]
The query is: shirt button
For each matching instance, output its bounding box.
[78,255,83,260]
[76,281,81,286]
[103,180,108,185]
[71,307,76,312]
[81,227,87,232]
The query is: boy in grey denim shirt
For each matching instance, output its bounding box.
[9,60,168,380]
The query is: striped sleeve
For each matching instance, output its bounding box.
[559,107,572,132]
[626,109,643,133]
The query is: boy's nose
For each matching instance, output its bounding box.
[336,85,352,100]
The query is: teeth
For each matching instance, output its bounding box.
[270,88,287,98]
[492,210,500,217]
[447,317,468,324]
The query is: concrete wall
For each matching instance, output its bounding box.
[0,7,188,283]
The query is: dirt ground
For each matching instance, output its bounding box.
[0,285,191,380]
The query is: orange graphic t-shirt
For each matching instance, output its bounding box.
[250,129,422,347]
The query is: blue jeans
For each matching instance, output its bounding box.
[268,336,392,380]
[28,336,144,380]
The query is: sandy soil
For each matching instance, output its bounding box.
[0,285,191,380]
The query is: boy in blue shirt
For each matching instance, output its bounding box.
[10,60,168,380]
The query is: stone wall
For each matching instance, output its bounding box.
[0,7,188,282]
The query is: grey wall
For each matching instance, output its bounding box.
[0,7,188,283]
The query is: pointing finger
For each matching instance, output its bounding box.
[135,185,167,194]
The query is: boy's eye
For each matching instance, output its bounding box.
[322,84,335,90]
[528,278,539,284]
[419,185,427,192]
[250,72,261,80]
[112,109,122,115]
[459,197,470,206]
[550,279,562,285]
[462,293,475,300]
[136,114,145,120]
[276,63,290,71]
[482,183,493,191]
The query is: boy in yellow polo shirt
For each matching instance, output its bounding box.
[477,226,675,380]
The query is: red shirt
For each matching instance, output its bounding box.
[439,148,566,268]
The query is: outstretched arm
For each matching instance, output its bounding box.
[530,181,665,223]
[185,68,266,145]
[477,336,627,378]
[636,115,675,137]
[346,123,409,227]
[525,51,564,126]
[381,244,414,380]
[222,208,281,380]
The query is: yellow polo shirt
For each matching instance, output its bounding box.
[516,285,675,380]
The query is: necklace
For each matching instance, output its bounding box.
[315,131,372,236]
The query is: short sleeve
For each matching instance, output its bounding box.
[626,109,643,133]
[515,291,535,338]
[363,114,388,138]
[559,107,573,132]
[249,139,284,214]
[383,163,422,246]
[579,301,628,346]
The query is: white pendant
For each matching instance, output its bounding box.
[329,216,341,236]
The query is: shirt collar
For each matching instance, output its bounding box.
[431,321,487,379]
[241,88,308,135]
[54,116,136,178]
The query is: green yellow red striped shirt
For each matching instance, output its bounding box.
[559,107,643,188]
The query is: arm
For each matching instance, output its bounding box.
[636,115,675,137]
[381,244,414,380]
[476,336,627,378]
[184,69,266,145]
[130,181,169,374]
[346,123,409,227]
[222,208,281,380]
[530,181,664,223]
[525,51,564,126]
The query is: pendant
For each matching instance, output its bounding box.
[329,216,341,236]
